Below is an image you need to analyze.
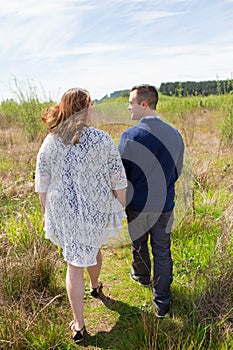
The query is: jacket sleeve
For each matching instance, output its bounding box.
[118,133,132,177]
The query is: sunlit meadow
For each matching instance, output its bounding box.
[0,81,232,349]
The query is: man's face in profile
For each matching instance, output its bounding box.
[128,90,145,120]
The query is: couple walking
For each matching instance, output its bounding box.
[35,84,184,343]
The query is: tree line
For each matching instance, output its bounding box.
[159,79,233,96]
[92,79,233,103]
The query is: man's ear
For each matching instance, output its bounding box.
[141,101,149,108]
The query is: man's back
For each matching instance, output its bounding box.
[118,116,184,212]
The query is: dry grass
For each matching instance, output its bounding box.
[0,127,44,204]
[196,261,233,341]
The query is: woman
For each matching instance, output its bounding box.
[35,87,127,343]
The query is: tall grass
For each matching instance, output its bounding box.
[0,77,52,141]
[220,100,233,145]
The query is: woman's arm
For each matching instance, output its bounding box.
[113,188,126,207]
[39,192,46,214]
[39,192,46,227]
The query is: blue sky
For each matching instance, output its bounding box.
[0,0,233,101]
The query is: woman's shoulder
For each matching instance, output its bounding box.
[42,133,55,141]
[85,126,111,142]
[39,133,58,152]
[39,133,52,146]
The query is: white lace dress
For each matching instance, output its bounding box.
[35,127,127,266]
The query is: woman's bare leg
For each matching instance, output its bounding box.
[87,250,102,288]
[66,263,85,330]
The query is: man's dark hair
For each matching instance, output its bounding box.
[131,84,158,110]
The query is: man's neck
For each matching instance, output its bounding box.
[140,107,157,119]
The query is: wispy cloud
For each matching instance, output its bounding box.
[0,0,95,16]
[0,1,96,57]
[142,43,233,57]
[129,10,186,24]
[26,43,127,59]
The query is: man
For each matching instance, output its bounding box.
[118,84,184,318]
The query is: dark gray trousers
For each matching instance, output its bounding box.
[126,208,174,314]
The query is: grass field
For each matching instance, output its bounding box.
[0,92,232,349]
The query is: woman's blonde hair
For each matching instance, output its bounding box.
[41,87,91,144]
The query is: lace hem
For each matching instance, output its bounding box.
[44,208,126,266]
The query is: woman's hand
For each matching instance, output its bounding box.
[113,188,126,207]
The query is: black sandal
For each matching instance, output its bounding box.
[69,320,86,343]
[90,280,103,298]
